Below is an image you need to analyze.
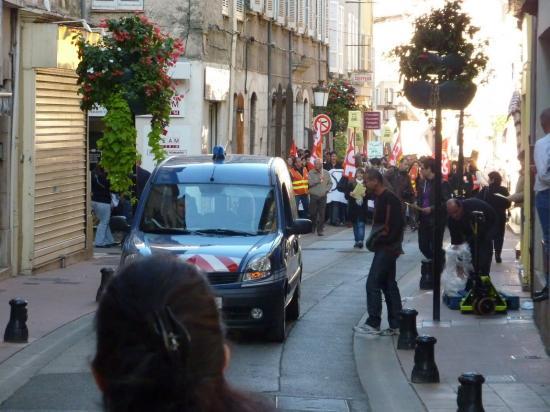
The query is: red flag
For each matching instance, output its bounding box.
[343,129,357,178]
[389,133,403,166]
[289,140,298,157]
[309,127,323,167]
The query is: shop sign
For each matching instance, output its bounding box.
[204,66,230,101]
[350,71,373,86]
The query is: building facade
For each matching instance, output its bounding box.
[509,0,550,354]
[87,0,330,165]
[2,0,94,277]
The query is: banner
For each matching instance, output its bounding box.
[289,140,298,157]
[389,133,403,166]
[309,127,323,166]
[367,141,383,159]
[348,110,362,129]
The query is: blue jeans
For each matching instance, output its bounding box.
[366,249,402,329]
[536,189,550,252]
[353,220,366,243]
[295,194,309,219]
[92,201,115,247]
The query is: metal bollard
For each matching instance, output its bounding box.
[96,267,115,302]
[419,259,433,290]
[411,335,439,383]
[457,372,485,412]
[397,308,418,350]
[4,298,29,343]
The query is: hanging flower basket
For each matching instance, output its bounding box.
[390,1,488,111]
[404,79,477,110]
[75,15,184,194]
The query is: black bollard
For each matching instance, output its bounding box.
[420,259,434,290]
[96,267,115,302]
[457,372,485,412]
[4,298,29,343]
[397,308,418,350]
[411,335,439,383]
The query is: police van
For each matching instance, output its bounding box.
[118,148,312,342]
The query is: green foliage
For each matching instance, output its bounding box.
[325,79,359,134]
[389,0,488,84]
[75,15,184,192]
[333,132,348,160]
[97,94,137,194]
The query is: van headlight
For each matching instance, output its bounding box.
[243,256,271,282]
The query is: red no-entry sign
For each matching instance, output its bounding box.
[313,114,332,135]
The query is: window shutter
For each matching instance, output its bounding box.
[265,0,274,18]
[324,0,329,43]
[287,0,297,30]
[316,0,322,40]
[222,0,230,15]
[308,0,315,36]
[277,0,286,24]
[297,0,305,33]
[328,0,338,73]
[236,0,245,19]
[250,0,264,13]
[338,4,344,72]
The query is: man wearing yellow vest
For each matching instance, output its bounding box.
[290,156,309,218]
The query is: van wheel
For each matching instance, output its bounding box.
[267,297,286,342]
[286,281,301,321]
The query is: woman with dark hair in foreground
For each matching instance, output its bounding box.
[92,255,274,412]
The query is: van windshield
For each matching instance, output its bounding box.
[140,183,278,235]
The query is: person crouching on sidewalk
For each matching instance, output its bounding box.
[354,169,405,336]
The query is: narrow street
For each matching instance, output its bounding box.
[0,227,420,411]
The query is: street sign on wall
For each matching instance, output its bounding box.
[364,111,381,130]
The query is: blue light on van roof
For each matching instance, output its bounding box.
[212,146,225,163]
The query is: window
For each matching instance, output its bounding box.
[140,183,277,235]
[222,0,229,15]
[92,0,143,10]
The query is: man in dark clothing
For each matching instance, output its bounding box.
[447,198,497,277]
[416,157,451,288]
[354,169,404,336]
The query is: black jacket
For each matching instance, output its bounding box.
[476,184,511,222]
[92,171,111,204]
[342,179,370,223]
[371,189,404,254]
[448,198,497,245]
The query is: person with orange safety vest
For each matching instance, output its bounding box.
[290,156,309,218]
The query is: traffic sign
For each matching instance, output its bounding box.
[313,114,332,135]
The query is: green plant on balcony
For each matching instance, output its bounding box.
[389,0,488,110]
[75,15,184,193]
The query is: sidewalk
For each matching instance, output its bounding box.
[354,231,550,411]
[0,248,120,365]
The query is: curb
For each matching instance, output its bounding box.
[353,311,427,412]
[0,312,95,405]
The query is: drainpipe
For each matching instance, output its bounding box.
[226,4,238,152]
[267,21,272,155]
[9,6,19,274]
[80,0,87,20]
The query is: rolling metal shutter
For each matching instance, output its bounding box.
[33,68,87,267]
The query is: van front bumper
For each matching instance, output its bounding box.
[214,277,286,329]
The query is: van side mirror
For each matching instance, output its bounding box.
[110,216,131,233]
[288,218,312,235]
